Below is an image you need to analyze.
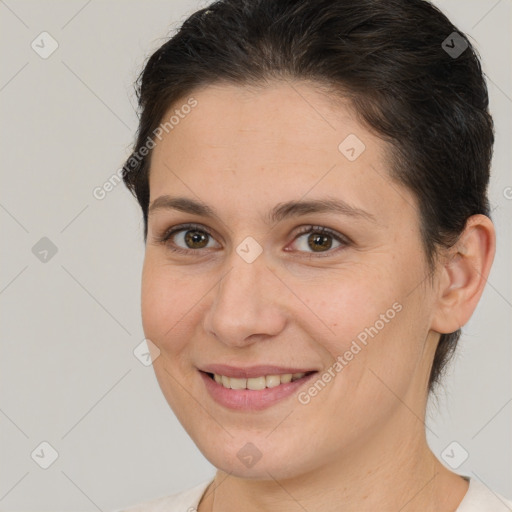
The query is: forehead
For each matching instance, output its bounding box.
[148,81,418,225]
[154,81,359,164]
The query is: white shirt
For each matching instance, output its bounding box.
[115,477,512,511]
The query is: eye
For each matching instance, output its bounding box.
[289,225,349,257]
[154,223,350,257]
[155,223,220,254]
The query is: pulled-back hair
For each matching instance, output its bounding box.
[122,0,494,393]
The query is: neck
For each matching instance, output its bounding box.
[198,407,468,512]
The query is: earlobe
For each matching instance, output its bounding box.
[431,214,496,334]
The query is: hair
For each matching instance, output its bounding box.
[122,0,494,394]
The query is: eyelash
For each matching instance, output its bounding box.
[154,223,351,258]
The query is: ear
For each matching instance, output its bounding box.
[431,214,496,334]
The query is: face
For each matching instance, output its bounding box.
[142,81,441,479]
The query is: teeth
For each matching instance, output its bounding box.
[212,372,307,390]
[265,375,281,388]
[229,377,247,390]
[280,373,293,383]
[247,376,266,390]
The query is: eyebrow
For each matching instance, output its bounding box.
[148,195,377,225]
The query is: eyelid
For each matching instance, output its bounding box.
[158,222,213,241]
[293,224,351,244]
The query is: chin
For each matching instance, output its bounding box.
[195,434,314,481]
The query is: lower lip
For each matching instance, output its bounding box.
[199,371,317,411]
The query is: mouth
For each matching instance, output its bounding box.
[203,371,316,390]
[198,365,319,410]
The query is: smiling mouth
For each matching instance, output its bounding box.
[204,371,316,390]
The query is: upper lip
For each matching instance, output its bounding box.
[199,364,318,379]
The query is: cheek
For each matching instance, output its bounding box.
[140,258,200,352]
[323,288,429,410]
[298,266,400,346]
[299,262,425,384]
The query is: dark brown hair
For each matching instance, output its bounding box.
[122,0,494,393]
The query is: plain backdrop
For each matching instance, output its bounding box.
[0,1,511,510]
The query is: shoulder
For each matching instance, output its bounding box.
[456,477,512,512]
[112,479,213,512]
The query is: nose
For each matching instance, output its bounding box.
[202,255,287,348]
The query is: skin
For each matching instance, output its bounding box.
[141,81,495,512]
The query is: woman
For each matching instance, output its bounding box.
[117,0,511,510]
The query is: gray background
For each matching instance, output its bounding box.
[0,0,510,510]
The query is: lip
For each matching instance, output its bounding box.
[199,369,318,411]
[199,364,317,379]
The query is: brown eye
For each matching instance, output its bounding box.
[183,229,210,249]
[307,232,334,252]
[290,225,349,256]
[157,223,220,254]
